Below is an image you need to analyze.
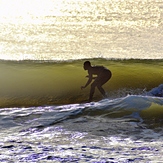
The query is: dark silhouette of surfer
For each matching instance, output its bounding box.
[81,61,112,102]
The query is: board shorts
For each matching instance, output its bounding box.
[92,69,112,87]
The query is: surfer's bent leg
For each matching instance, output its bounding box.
[89,70,112,101]
[97,71,112,98]
[89,82,96,102]
[97,85,106,97]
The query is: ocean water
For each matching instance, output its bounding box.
[0,0,163,162]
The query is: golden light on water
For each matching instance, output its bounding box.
[0,0,162,60]
[0,0,63,23]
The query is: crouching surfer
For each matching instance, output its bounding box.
[81,61,112,102]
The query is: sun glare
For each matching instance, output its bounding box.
[0,0,62,23]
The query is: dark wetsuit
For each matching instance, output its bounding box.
[89,66,112,87]
[88,66,112,101]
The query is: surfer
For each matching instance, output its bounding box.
[81,61,112,102]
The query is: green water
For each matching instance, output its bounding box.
[0,59,163,107]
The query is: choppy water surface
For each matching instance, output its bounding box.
[0,96,163,162]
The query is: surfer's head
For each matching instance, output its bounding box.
[83,61,91,70]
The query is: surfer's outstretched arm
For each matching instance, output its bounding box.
[81,75,92,89]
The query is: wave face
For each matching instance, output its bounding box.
[0,58,163,107]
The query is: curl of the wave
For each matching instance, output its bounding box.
[147,84,163,97]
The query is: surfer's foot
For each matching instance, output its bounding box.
[88,99,92,103]
[103,93,108,98]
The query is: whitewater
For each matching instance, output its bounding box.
[0,0,163,162]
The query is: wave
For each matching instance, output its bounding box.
[0,58,163,108]
[5,95,163,130]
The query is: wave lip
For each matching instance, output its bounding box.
[1,94,163,131]
[146,84,163,97]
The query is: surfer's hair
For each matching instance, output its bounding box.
[84,61,91,66]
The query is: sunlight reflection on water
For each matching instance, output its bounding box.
[0,0,162,60]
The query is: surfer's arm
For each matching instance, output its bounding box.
[81,75,92,89]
